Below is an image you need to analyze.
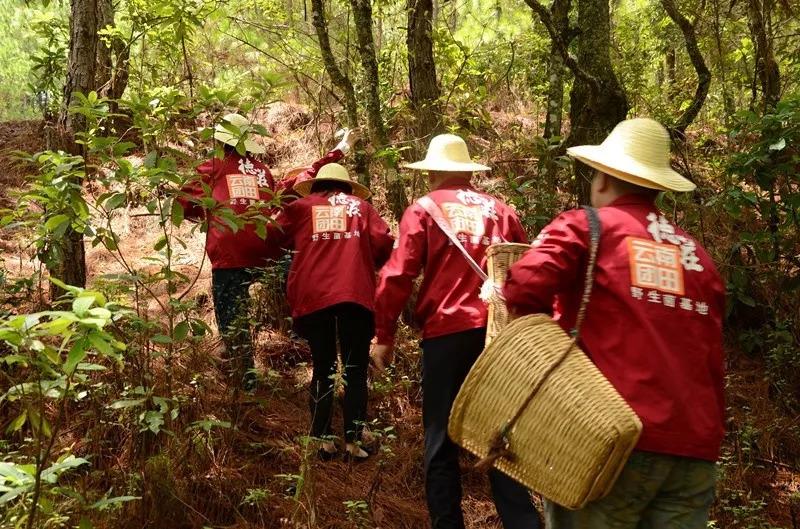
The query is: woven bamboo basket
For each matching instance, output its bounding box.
[485,243,531,346]
[449,314,643,509]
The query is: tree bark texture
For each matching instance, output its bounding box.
[350,0,388,146]
[747,0,781,111]
[309,0,368,182]
[565,0,629,204]
[661,0,712,137]
[52,0,104,293]
[350,0,408,220]
[407,0,441,146]
[542,0,571,140]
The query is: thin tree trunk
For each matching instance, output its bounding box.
[52,0,102,295]
[350,0,408,220]
[661,0,712,137]
[747,0,781,111]
[407,0,441,148]
[711,0,735,122]
[309,0,368,182]
[525,0,628,204]
[542,0,570,140]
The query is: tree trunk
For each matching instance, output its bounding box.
[661,0,712,137]
[407,0,441,148]
[309,0,368,183]
[350,0,408,220]
[52,0,103,295]
[711,0,735,122]
[665,47,676,98]
[747,0,781,111]
[565,0,629,204]
[542,0,571,140]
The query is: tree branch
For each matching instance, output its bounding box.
[661,0,712,137]
[523,0,602,94]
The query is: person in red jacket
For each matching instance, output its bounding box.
[178,113,356,390]
[504,118,725,528]
[372,134,540,529]
[270,163,393,460]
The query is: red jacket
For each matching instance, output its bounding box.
[271,192,393,318]
[504,194,726,461]
[178,150,343,269]
[374,180,528,344]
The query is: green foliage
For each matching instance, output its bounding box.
[715,98,800,406]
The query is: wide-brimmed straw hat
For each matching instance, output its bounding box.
[214,113,265,155]
[566,118,695,192]
[293,163,371,199]
[405,134,491,172]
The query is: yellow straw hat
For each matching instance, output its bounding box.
[213,113,265,155]
[566,118,695,192]
[405,134,491,172]
[293,163,371,199]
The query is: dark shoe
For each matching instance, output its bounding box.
[318,447,338,461]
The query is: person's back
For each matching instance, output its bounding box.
[376,182,527,343]
[373,134,540,529]
[505,118,725,528]
[506,195,725,460]
[277,187,393,318]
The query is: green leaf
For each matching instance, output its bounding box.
[173,321,189,341]
[88,333,113,355]
[64,342,88,375]
[79,517,93,529]
[154,236,168,252]
[6,411,27,434]
[72,296,95,316]
[104,193,127,210]
[110,398,146,410]
[91,495,140,511]
[44,214,70,232]
[171,199,184,227]
[151,334,172,344]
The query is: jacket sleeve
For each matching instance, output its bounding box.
[374,205,427,345]
[279,149,345,195]
[367,205,394,269]
[177,159,215,221]
[503,210,588,316]
[265,203,295,260]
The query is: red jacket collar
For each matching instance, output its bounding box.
[607,193,658,208]
[434,177,474,190]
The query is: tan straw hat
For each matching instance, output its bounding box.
[405,134,491,172]
[293,163,371,199]
[214,113,265,155]
[566,118,695,192]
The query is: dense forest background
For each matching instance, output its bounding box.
[0,0,799,527]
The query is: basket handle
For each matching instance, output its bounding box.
[476,206,602,471]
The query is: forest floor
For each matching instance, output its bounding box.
[1,112,799,528]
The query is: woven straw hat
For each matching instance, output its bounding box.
[405,134,491,172]
[293,163,371,199]
[214,113,265,155]
[566,118,695,192]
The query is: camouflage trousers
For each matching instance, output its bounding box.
[545,451,717,529]
[211,268,257,389]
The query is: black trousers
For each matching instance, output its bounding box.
[295,303,374,443]
[422,328,541,529]
[211,268,256,377]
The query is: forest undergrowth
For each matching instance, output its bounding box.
[1,97,799,528]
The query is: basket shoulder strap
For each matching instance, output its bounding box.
[417,195,489,282]
[573,206,602,336]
